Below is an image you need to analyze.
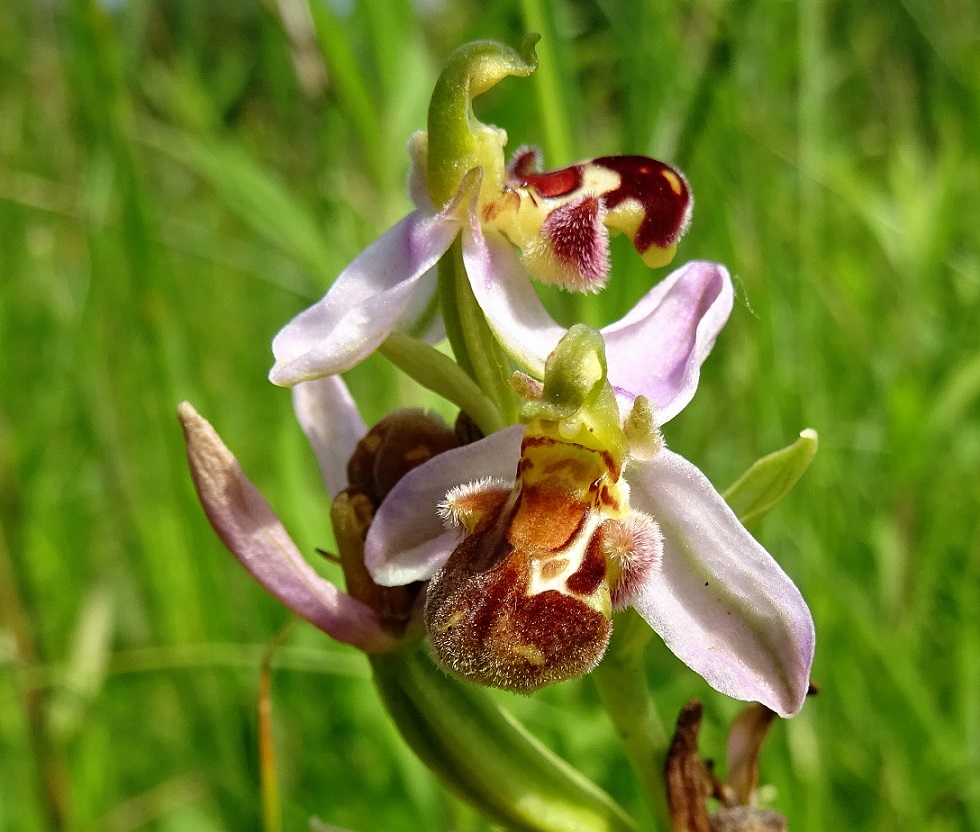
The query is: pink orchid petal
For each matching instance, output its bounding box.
[626,449,814,717]
[269,208,460,386]
[462,219,565,379]
[292,376,366,499]
[603,261,733,423]
[463,219,730,421]
[178,402,395,653]
[365,424,525,586]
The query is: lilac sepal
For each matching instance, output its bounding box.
[365,424,525,586]
[626,449,815,717]
[292,376,367,499]
[178,401,396,653]
[269,206,462,386]
[462,215,732,422]
[602,261,732,422]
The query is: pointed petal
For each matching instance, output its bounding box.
[627,449,814,717]
[178,402,394,652]
[269,208,460,386]
[365,424,525,586]
[292,376,366,499]
[462,220,565,378]
[602,261,733,423]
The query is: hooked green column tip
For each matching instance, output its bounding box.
[426,35,539,207]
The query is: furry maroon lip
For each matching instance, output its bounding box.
[592,155,691,251]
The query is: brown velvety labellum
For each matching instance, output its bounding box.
[425,494,610,693]
[565,531,606,596]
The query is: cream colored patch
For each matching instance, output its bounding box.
[528,512,602,597]
[510,643,546,666]
[579,165,621,197]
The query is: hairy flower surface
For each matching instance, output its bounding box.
[365,329,815,717]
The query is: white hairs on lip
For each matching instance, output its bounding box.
[602,512,664,610]
[438,477,512,531]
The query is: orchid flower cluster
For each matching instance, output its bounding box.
[180,36,816,832]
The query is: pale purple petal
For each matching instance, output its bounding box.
[365,424,525,586]
[463,220,730,421]
[292,376,366,499]
[626,449,814,717]
[462,219,565,379]
[603,261,733,423]
[178,402,395,653]
[269,208,460,386]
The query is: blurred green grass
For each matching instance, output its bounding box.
[1,0,978,830]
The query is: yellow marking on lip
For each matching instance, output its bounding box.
[511,643,546,666]
[661,169,683,195]
[404,446,433,463]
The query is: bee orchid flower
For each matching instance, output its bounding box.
[363,327,815,718]
[268,38,719,423]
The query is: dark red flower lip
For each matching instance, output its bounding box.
[505,148,692,255]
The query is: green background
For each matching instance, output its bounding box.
[1,0,978,829]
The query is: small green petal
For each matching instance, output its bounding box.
[723,429,819,529]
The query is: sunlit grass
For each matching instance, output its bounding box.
[1,0,978,830]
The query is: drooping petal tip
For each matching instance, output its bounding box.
[627,449,814,717]
[292,376,367,500]
[177,401,396,653]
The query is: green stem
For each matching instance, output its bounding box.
[378,332,506,436]
[371,645,638,832]
[437,241,475,379]
[438,238,519,424]
[258,623,294,832]
[593,611,672,832]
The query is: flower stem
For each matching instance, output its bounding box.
[593,610,672,832]
[378,332,506,436]
[439,238,518,424]
[371,644,638,832]
[437,240,476,380]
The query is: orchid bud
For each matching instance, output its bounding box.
[335,410,460,637]
[723,429,819,529]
